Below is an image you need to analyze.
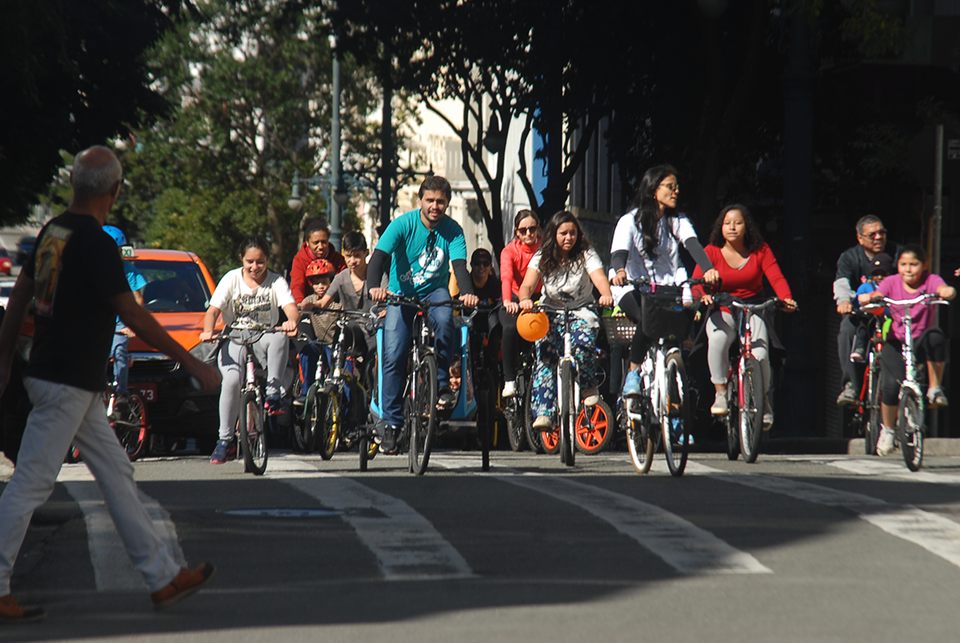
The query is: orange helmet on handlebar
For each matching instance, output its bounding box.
[517,310,549,342]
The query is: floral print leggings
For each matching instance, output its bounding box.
[530,314,599,422]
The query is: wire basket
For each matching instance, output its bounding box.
[600,315,637,347]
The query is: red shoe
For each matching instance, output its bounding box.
[151,563,216,609]
[0,594,46,623]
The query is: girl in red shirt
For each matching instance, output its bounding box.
[499,210,542,397]
[692,205,797,424]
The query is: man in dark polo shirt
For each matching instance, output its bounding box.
[0,146,221,623]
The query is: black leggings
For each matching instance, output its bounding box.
[619,289,652,365]
[499,305,531,381]
[879,328,947,402]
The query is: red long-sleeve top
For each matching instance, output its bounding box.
[289,241,346,304]
[691,243,792,301]
[500,237,542,301]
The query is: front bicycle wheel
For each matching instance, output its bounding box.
[865,362,882,456]
[725,382,740,461]
[300,385,321,454]
[662,353,690,477]
[523,383,546,454]
[559,361,575,467]
[319,389,342,460]
[409,354,438,475]
[738,357,764,464]
[898,388,924,472]
[114,392,148,461]
[240,390,268,475]
[623,398,653,474]
[505,375,528,452]
[575,399,613,454]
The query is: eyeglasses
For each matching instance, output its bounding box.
[517,225,538,235]
[859,230,887,239]
[659,183,680,192]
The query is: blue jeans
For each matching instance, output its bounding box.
[379,288,454,427]
[111,332,129,394]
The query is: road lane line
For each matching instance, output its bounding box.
[689,461,960,570]
[431,455,771,575]
[268,456,475,580]
[824,458,960,484]
[57,463,186,590]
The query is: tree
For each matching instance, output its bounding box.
[114,0,380,277]
[0,0,193,225]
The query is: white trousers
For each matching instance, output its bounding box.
[0,378,180,594]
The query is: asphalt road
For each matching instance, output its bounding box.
[4,447,960,643]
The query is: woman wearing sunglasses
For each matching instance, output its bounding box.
[499,210,542,398]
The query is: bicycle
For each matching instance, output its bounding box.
[296,308,380,467]
[845,305,887,456]
[879,293,949,472]
[617,277,703,476]
[104,351,149,461]
[710,294,783,464]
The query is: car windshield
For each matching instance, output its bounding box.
[128,259,211,313]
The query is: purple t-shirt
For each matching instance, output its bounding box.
[875,272,945,341]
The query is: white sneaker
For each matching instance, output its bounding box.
[711,392,728,416]
[533,415,553,430]
[877,426,896,456]
[502,381,517,398]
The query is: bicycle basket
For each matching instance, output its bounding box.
[600,315,637,347]
[641,287,692,340]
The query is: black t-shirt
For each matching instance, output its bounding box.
[24,212,130,391]
[473,275,501,307]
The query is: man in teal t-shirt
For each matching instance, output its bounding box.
[367,176,478,453]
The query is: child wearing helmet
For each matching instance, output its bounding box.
[517,211,614,430]
[295,258,340,403]
[103,225,146,405]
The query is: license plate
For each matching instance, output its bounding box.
[134,383,158,402]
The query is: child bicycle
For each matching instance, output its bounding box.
[709,294,785,463]
[617,277,705,477]
[104,350,149,461]
[879,293,949,472]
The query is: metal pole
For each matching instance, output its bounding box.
[330,38,343,250]
[933,124,944,276]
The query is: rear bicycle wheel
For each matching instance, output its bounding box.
[662,352,690,477]
[898,388,924,472]
[865,362,882,456]
[523,382,546,454]
[505,374,528,452]
[738,357,764,464]
[240,390,268,475]
[319,389,342,460]
[300,385,321,454]
[409,354,438,475]
[623,398,653,474]
[575,399,613,454]
[115,392,148,461]
[725,381,740,461]
[559,362,575,467]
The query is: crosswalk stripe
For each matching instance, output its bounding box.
[432,455,772,575]
[268,456,475,580]
[825,458,960,484]
[57,463,186,590]
[689,461,960,570]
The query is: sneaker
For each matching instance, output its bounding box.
[849,348,865,363]
[209,439,236,464]
[150,562,216,610]
[762,395,773,430]
[622,369,641,398]
[533,415,553,430]
[836,382,858,406]
[928,386,949,409]
[710,391,728,416]
[502,381,517,398]
[438,387,456,409]
[293,391,307,407]
[876,426,896,456]
[379,424,401,454]
[265,395,285,415]
[0,594,46,623]
[673,418,694,445]
[582,390,600,407]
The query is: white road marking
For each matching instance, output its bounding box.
[269,456,474,580]
[690,461,960,570]
[824,458,960,485]
[57,463,186,590]
[432,455,771,575]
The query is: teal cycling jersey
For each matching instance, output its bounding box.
[376,209,467,296]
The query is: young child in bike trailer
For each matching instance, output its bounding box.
[609,165,718,399]
[860,244,956,456]
[200,236,299,464]
[518,211,614,430]
[294,258,340,406]
[849,252,895,362]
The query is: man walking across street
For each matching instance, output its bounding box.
[0,146,221,623]
[834,214,893,405]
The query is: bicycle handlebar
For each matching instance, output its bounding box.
[711,293,786,312]
[621,276,710,290]
[880,293,949,308]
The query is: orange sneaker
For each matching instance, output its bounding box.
[0,594,46,623]
[150,563,216,610]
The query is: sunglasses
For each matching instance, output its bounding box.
[473,260,491,268]
[517,225,538,235]
[659,182,680,192]
[859,230,887,239]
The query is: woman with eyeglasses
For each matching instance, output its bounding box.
[499,209,542,398]
[610,164,719,398]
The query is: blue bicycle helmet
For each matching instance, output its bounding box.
[103,225,127,247]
